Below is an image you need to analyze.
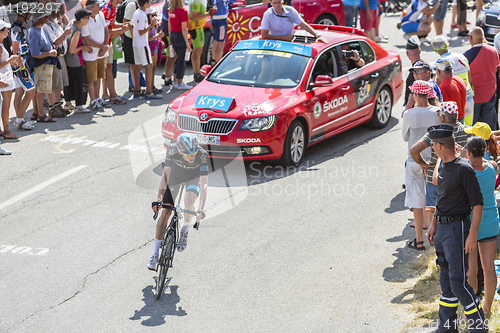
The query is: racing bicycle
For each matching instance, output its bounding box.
[152,202,200,300]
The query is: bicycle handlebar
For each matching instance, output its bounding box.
[152,202,204,229]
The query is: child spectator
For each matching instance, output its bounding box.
[147,8,163,94]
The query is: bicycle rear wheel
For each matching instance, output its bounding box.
[156,230,176,300]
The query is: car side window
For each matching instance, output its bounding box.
[336,42,365,75]
[359,41,375,64]
[245,0,261,5]
[310,49,337,83]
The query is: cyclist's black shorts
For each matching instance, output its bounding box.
[162,177,200,206]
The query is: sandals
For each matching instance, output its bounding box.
[410,223,428,229]
[31,113,38,121]
[37,115,56,122]
[407,238,425,251]
[3,130,19,140]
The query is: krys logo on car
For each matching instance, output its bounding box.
[194,95,234,112]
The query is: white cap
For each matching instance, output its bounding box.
[145,8,153,14]
[0,20,11,30]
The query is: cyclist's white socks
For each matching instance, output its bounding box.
[153,239,162,256]
[181,225,189,234]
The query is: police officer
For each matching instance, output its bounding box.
[426,124,487,333]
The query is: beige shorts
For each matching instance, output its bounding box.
[83,58,106,83]
[405,160,426,209]
[34,64,54,94]
[106,45,114,64]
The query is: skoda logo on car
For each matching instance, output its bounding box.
[200,113,208,121]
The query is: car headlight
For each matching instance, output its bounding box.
[238,115,277,132]
[164,106,176,124]
[477,10,486,25]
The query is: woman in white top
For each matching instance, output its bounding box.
[0,20,21,140]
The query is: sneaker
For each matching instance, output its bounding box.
[177,231,188,252]
[98,98,110,108]
[194,73,205,82]
[55,102,70,115]
[0,145,11,155]
[403,33,411,40]
[49,106,66,118]
[102,95,110,101]
[451,23,458,29]
[14,119,35,130]
[129,86,134,93]
[457,30,469,37]
[73,106,90,113]
[164,78,173,86]
[63,103,74,111]
[88,100,104,111]
[375,36,388,43]
[134,90,144,98]
[419,36,431,44]
[161,73,166,80]
[174,82,193,90]
[152,86,163,94]
[147,254,158,270]
[145,92,162,99]
[109,95,127,105]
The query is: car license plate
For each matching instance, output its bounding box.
[489,27,500,35]
[195,134,220,145]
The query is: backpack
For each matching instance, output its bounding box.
[116,0,138,24]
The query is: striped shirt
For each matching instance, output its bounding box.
[421,122,469,185]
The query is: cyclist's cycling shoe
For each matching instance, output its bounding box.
[147,254,158,270]
[177,231,188,252]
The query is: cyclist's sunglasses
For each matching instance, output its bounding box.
[181,151,197,158]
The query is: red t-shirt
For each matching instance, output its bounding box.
[101,2,116,45]
[169,7,188,33]
[439,76,467,119]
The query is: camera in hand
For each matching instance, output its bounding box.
[344,50,354,58]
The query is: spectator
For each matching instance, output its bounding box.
[208,0,236,63]
[398,0,440,43]
[159,0,176,85]
[123,0,139,93]
[359,0,377,41]
[404,60,442,114]
[402,80,441,250]
[188,0,209,82]
[168,0,192,90]
[435,58,467,123]
[464,27,500,130]
[81,0,110,111]
[260,0,327,43]
[465,122,499,161]
[432,0,449,36]
[403,38,421,108]
[463,135,499,315]
[0,20,20,140]
[29,10,59,123]
[132,0,162,98]
[375,0,388,43]
[432,35,474,125]
[64,8,92,113]
[456,0,468,36]
[10,11,36,130]
[410,102,469,230]
[450,0,457,28]
[146,8,163,93]
[101,0,129,105]
[342,0,360,28]
[42,9,72,117]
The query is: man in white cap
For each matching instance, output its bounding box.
[402,80,441,250]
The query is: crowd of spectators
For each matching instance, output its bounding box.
[402,29,500,315]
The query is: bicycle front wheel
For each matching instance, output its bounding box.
[156,230,175,300]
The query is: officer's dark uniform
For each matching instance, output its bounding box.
[429,124,487,333]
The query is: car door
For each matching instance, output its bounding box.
[336,40,380,124]
[225,0,267,50]
[305,47,356,143]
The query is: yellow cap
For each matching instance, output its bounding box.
[464,122,492,140]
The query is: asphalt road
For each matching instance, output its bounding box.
[0,9,478,333]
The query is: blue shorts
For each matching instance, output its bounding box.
[425,183,439,207]
[433,0,448,21]
[401,21,420,34]
[212,18,228,42]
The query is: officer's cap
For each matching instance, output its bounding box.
[427,124,454,139]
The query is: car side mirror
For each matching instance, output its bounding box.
[312,75,333,87]
[200,65,212,77]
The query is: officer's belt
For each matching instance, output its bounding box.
[435,214,468,224]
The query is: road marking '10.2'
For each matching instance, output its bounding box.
[0,245,49,255]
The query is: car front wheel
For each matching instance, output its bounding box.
[280,120,306,167]
[367,87,392,128]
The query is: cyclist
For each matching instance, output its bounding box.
[148,133,208,270]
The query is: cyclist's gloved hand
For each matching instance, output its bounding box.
[152,200,162,212]
[196,210,205,220]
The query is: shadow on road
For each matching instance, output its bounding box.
[130,282,187,326]
[384,190,407,214]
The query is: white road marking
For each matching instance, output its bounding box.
[0,165,87,211]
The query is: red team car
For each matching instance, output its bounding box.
[162,26,403,166]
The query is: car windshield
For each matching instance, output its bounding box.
[206,50,310,88]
